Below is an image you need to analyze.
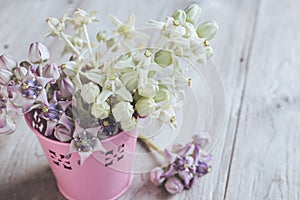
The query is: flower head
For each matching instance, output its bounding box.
[68,120,105,165]
[0,54,17,70]
[150,133,212,194]
[28,42,50,64]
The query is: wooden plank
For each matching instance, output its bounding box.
[224,0,300,199]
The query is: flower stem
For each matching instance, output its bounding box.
[60,32,81,56]
[83,24,93,57]
[138,134,165,158]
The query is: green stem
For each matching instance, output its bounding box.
[138,134,165,158]
[60,32,81,56]
[83,24,93,57]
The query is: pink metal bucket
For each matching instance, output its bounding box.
[25,111,137,200]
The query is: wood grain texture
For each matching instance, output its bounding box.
[0,0,299,200]
[224,0,300,199]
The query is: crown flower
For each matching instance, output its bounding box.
[0,4,218,170]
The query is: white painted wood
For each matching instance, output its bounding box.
[1,0,298,200]
[224,0,300,199]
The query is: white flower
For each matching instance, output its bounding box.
[172,10,187,25]
[184,4,202,25]
[91,101,110,119]
[112,101,134,122]
[46,17,65,36]
[97,74,132,103]
[135,97,157,117]
[154,50,173,67]
[196,20,219,40]
[154,87,171,102]
[72,8,98,26]
[61,61,78,77]
[120,117,137,131]
[28,42,50,64]
[80,82,100,104]
[138,78,159,98]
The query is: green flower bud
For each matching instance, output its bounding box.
[80,82,100,104]
[135,97,157,117]
[138,79,159,98]
[120,117,137,131]
[96,30,107,43]
[154,50,173,67]
[91,101,110,119]
[196,20,219,40]
[112,101,134,122]
[153,87,170,102]
[172,10,186,25]
[205,46,214,59]
[106,38,119,52]
[184,4,201,24]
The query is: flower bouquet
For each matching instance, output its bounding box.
[0,4,221,199]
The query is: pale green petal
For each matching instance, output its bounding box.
[96,89,113,103]
[116,87,133,102]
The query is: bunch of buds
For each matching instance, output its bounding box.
[149,133,212,194]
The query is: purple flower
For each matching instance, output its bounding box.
[13,66,27,80]
[8,70,53,113]
[68,120,106,165]
[164,177,184,195]
[39,92,72,136]
[0,54,17,70]
[150,167,166,186]
[57,78,74,99]
[0,94,7,112]
[150,133,213,194]
[98,116,120,137]
[28,42,50,64]
[0,69,13,85]
[54,124,73,142]
[42,63,60,81]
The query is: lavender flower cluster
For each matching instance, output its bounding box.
[150,133,212,194]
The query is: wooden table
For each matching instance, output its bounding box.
[0,0,299,199]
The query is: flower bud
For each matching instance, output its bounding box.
[106,38,119,52]
[150,167,166,186]
[0,69,13,85]
[112,101,134,122]
[46,17,65,36]
[165,177,184,194]
[135,97,157,117]
[96,30,107,43]
[80,82,100,104]
[205,46,214,59]
[54,124,72,142]
[193,132,210,148]
[13,66,27,80]
[91,101,110,119]
[196,20,218,40]
[138,79,159,98]
[153,87,170,102]
[172,10,186,25]
[28,42,50,64]
[120,117,137,131]
[58,78,74,99]
[184,4,201,24]
[61,61,77,77]
[154,50,173,67]
[43,63,60,80]
[0,54,17,70]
